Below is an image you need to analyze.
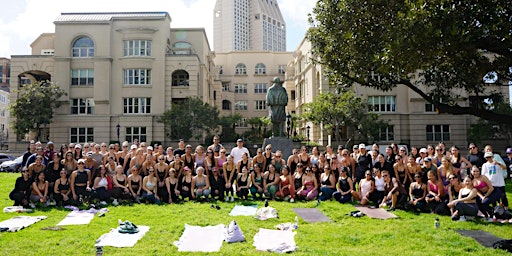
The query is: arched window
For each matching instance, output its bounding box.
[222,100,231,110]
[172,70,189,86]
[72,36,94,57]
[235,63,247,75]
[255,63,266,75]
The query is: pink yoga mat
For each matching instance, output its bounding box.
[354,206,398,219]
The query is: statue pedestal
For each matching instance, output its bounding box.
[263,137,294,160]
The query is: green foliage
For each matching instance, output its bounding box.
[308,0,512,123]
[158,97,219,141]
[9,80,67,139]
[302,91,388,144]
[468,97,512,145]
[219,114,243,142]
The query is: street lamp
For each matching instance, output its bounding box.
[306,125,311,149]
[116,123,120,143]
[286,113,291,138]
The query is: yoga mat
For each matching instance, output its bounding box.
[456,230,505,248]
[174,224,225,252]
[0,216,47,232]
[354,206,398,219]
[57,211,95,226]
[229,205,258,216]
[253,228,298,253]
[95,226,150,248]
[292,208,331,223]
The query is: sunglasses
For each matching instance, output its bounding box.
[78,162,84,165]
[382,175,389,177]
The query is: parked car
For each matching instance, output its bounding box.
[0,155,23,172]
[0,154,15,164]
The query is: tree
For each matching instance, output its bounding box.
[158,97,219,141]
[10,80,67,140]
[307,0,512,124]
[218,113,243,142]
[302,91,388,145]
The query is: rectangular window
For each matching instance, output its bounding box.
[425,103,435,112]
[222,82,230,92]
[379,125,394,141]
[254,83,267,93]
[123,40,152,56]
[255,100,266,110]
[426,125,450,141]
[70,98,94,115]
[123,69,151,85]
[234,84,247,94]
[235,100,248,110]
[278,65,286,74]
[368,96,396,112]
[236,118,248,128]
[70,127,94,143]
[123,98,151,114]
[71,69,94,86]
[125,127,147,143]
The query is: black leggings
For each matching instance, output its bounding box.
[9,191,29,207]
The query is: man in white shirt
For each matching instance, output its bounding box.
[230,139,250,164]
[482,151,508,209]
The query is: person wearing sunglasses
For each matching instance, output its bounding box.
[70,159,92,204]
[9,167,32,208]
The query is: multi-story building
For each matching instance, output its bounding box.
[8,12,216,150]
[0,58,10,86]
[213,0,286,52]
[286,37,510,149]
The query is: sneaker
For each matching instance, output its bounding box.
[458,216,466,222]
[465,216,475,221]
[451,214,460,221]
[284,196,290,201]
[230,196,234,202]
[225,196,229,202]
[100,201,107,206]
[112,199,119,206]
[290,198,295,203]
[29,203,36,209]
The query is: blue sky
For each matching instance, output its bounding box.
[0,0,316,57]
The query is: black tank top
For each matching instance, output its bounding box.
[338,177,350,192]
[321,174,332,186]
[58,179,70,192]
[294,173,303,190]
[237,175,248,187]
[75,171,88,184]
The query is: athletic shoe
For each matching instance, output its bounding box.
[451,214,460,221]
[284,196,290,201]
[290,198,294,203]
[112,199,119,206]
[100,201,107,206]
[458,216,466,222]
[29,203,36,209]
[225,196,229,202]
[230,196,234,202]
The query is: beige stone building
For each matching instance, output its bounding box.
[8,12,216,151]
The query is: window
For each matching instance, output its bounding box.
[126,127,146,143]
[222,100,231,110]
[291,90,296,100]
[255,100,266,110]
[425,103,435,112]
[123,98,151,114]
[71,69,94,86]
[426,125,450,141]
[172,70,189,86]
[254,83,267,93]
[236,118,248,128]
[368,96,396,112]
[234,84,247,93]
[255,63,266,75]
[0,95,6,104]
[123,69,151,85]
[70,98,94,115]
[222,82,230,92]
[72,36,94,57]
[235,100,248,110]
[379,125,394,141]
[218,65,223,75]
[278,65,286,74]
[70,127,94,143]
[235,63,247,75]
[123,40,152,56]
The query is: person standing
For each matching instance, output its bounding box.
[230,139,250,164]
[482,151,508,209]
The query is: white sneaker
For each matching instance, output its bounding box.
[290,198,295,203]
[230,196,234,202]
[458,216,466,222]
[100,201,107,205]
[112,199,119,206]
[284,196,290,201]
[29,203,36,209]
[225,196,229,202]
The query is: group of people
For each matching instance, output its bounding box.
[8,137,511,222]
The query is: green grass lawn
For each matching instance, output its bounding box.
[0,172,511,255]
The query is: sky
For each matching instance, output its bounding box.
[0,0,316,57]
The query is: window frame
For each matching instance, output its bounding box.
[71,37,94,57]
[123,39,152,57]
[70,98,94,115]
[123,97,151,114]
[426,125,450,141]
[255,63,266,75]
[125,126,147,143]
[235,63,247,75]
[70,127,94,143]
[254,83,267,93]
[255,100,267,110]
[71,69,94,86]
[234,84,247,94]
[123,69,152,86]
[368,95,396,112]
[235,100,248,110]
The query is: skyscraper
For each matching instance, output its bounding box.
[213,0,286,52]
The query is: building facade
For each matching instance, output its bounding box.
[213,0,286,52]
[8,12,216,151]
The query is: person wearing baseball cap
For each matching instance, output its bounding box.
[354,143,371,184]
[482,150,508,211]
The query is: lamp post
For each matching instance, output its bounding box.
[116,123,120,143]
[286,113,291,138]
[306,125,311,149]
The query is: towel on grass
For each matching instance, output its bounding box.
[95,226,150,248]
[354,206,398,219]
[253,228,297,253]
[292,208,331,223]
[57,211,95,226]
[174,224,225,252]
[229,204,258,216]
[3,206,33,213]
[0,216,46,232]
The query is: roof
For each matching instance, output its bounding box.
[54,12,170,23]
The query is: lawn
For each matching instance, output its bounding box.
[0,172,511,255]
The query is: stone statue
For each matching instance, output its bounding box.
[266,77,288,137]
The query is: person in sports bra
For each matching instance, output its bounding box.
[223,155,237,202]
[192,167,211,201]
[142,167,160,204]
[252,148,266,172]
[318,166,337,201]
[30,171,50,207]
[169,154,184,178]
[310,146,320,166]
[250,163,264,199]
[179,166,193,201]
[275,165,295,202]
[204,149,217,176]
[332,167,356,203]
[182,145,195,174]
[54,169,72,206]
[216,149,228,172]
[70,159,92,204]
[471,166,500,219]
[296,167,318,201]
[287,148,300,174]
[263,144,273,171]
[446,174,462,215]
[299,146,310,168]
[92,165,110,204]
[293,163,305,193]
[237,152,251,174]
[236,166,250,200]
[447,175,478,221]
[408,173,427,212]
[111,165,130,202]
[271,151,286,174]
[425,170,449,215]
[264,164,280,200]
[155,156,169,203]
[166,168,180,203]
[127,166,142,203]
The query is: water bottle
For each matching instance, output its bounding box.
[95,246,103,256]
[434,218,440,229]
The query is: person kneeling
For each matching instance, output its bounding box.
[447,175,479,221]
[192,167,211,202]
[142,167,161,204]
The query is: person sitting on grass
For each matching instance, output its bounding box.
[54,169,72,207]
[318,166,337,201]
[408,173,428,212]
[141,167,160,204]
[70,159,92,205]
[236,166,250,200]
[425,170,449,215]
[447,174,462,215]
[30,171,50,207]
[293,163,305,195]
[111,165,130,205]
[296,166,318,201]
[355,170,375,205]
[275,165,295,202]
[92,165,111,205]
[223,155,237,202]
[332,167,357,203]
[471,165,499,221]
[250,163,264,200]
[264,164,280,200]
[208,167,225,201]
[9,167,32,208]
[192,167,211,201]
[166,168,180,203]
[447,175,479,221]
[127,166,142,203]
[379,170,407,211]
[369,168,386,205]
[180,166,193,201]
